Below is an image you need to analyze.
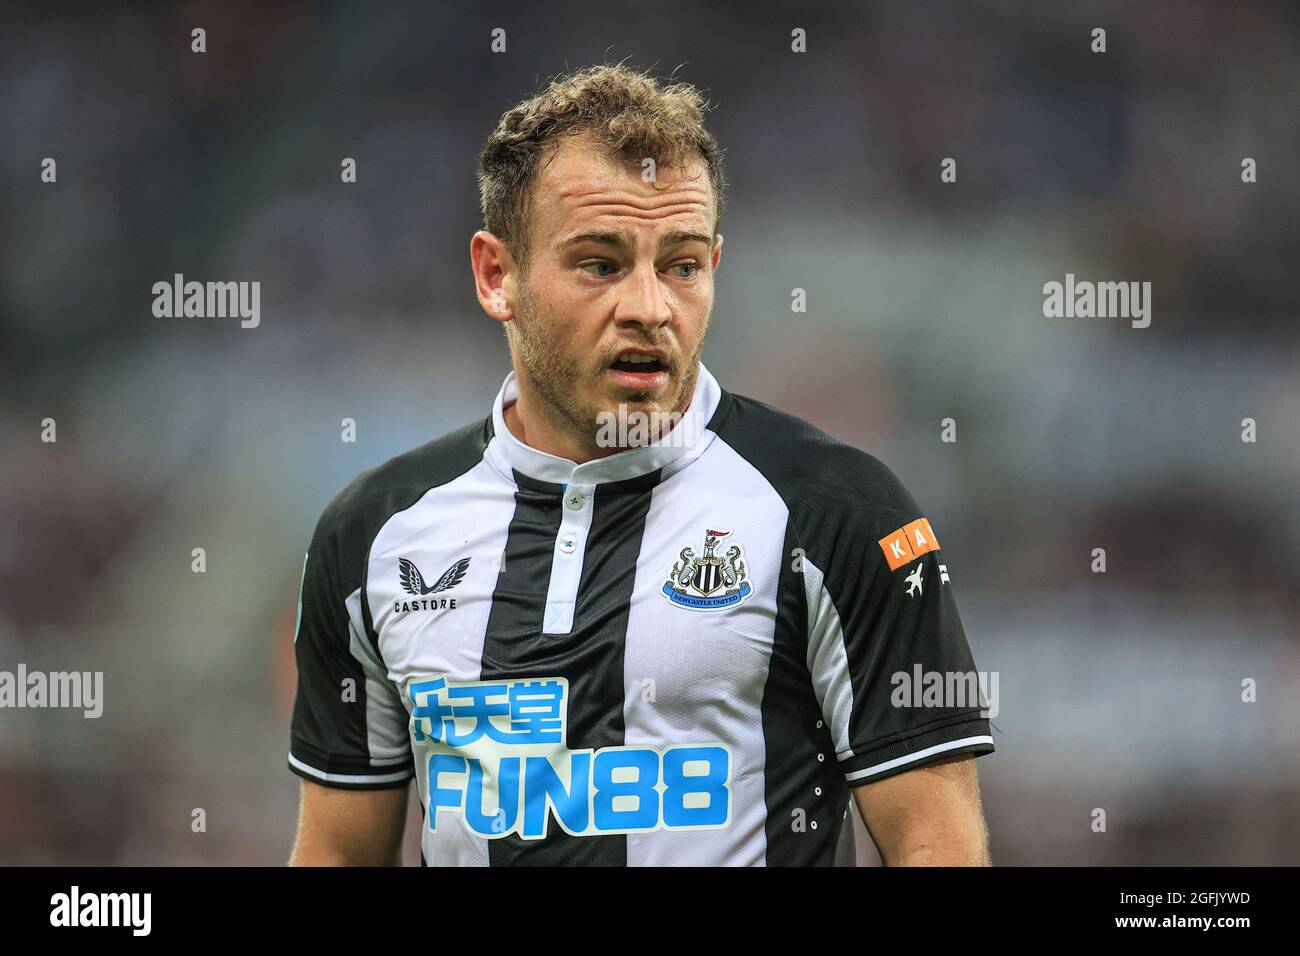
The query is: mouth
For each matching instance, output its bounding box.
[607,348,670,390]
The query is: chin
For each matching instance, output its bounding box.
[619,392,662,407]
[601,381,667,406]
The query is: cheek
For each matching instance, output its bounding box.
[541,273,600,314]
[528,275,582,324]
[670,284,713,329]
[531,287,609,357]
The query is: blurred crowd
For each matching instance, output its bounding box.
[1,0,1297,864]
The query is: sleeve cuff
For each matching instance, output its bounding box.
[840,716,994,787]
[287,751,415,790]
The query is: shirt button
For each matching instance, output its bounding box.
[816,753,825,763]
[565,492,584,510]
[816,720,823,729]
[559,535,577,554]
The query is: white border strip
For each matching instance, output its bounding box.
[843,735,994,783]
[288,752,413,785]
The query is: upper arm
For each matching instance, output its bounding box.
[289,778,410,866]
[851,753,990,865]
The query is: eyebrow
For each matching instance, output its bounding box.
[559,229,714,254]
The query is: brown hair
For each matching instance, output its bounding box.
[477,63,726,271]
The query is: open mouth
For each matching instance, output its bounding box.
[610,351,667,375]
[607,349,671,390]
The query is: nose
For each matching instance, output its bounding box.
[614,260,673,332]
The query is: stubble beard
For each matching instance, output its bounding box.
[510,275,707,452]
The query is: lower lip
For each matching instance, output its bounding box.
[607,366,669,390]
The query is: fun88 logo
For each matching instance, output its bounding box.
[406,675,731,839]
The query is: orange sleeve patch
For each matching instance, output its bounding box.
[878,518,940,571]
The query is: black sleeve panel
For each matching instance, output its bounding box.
[707,392,994,788]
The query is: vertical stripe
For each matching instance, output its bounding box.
[345,588,413,764]
[479,471,566,865]
[479,471,658,866]
[760,522,852,864]
[802,558,858,762]
[622,437,785,865]
[419,801,427,867]
[291,551,308,645]
[365,455,519,866]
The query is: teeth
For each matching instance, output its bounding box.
[619,354,657,364]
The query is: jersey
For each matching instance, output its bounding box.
[288,363,994,865]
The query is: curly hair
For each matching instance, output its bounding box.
[477,63,726,271]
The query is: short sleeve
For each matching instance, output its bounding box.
[802,459,994,787]
[288,502,415,790]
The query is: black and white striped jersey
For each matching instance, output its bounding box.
[288,364,994,866]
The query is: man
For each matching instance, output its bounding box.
[287,64,994,866]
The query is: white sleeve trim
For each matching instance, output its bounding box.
[843,734,994,783]
[288,752,414,784]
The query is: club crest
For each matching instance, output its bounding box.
[662,529,753,610]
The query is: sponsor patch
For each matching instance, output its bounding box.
[877,518,940,571]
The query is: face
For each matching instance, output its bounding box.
[502,133,722,447]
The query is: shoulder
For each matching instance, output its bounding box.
[310,416,494,563]
[706,390,922,541]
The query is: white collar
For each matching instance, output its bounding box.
[485,362,722,486]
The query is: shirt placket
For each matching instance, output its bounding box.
[541,479,596,634]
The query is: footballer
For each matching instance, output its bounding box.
[287,64,994,866]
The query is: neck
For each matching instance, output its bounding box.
[503,371,696,465]
[502,397,611,465]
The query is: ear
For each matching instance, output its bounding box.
[711,233,724,272]
[471,230,518,322]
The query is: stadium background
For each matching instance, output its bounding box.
[2,0,1297,865]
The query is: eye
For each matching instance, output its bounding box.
[668,261,700,279]
[580,260,617,278]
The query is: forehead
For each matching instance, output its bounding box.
[532,133,715,239]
